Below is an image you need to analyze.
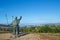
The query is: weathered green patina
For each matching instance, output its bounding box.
[10,16,22,36]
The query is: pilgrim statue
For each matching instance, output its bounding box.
[10,16,22,36]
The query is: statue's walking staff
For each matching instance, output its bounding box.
[5,14,9,25]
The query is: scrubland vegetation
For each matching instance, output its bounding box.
[19,25,60,33]
[0,24,60,33]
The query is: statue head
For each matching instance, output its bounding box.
[15,17,17,20]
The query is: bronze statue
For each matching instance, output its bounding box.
[10,16,22,37]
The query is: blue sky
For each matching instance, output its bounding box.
[0,0,60,25]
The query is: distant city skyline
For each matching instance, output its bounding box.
[0,0,60,25]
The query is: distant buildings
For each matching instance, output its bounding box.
[0,24,13,31]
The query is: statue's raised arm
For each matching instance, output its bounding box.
[19,16,22,21]
[17,16,22,25]
[10,16,22,26]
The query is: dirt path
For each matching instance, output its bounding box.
[14,34,41,40]
[0,33,60,40]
